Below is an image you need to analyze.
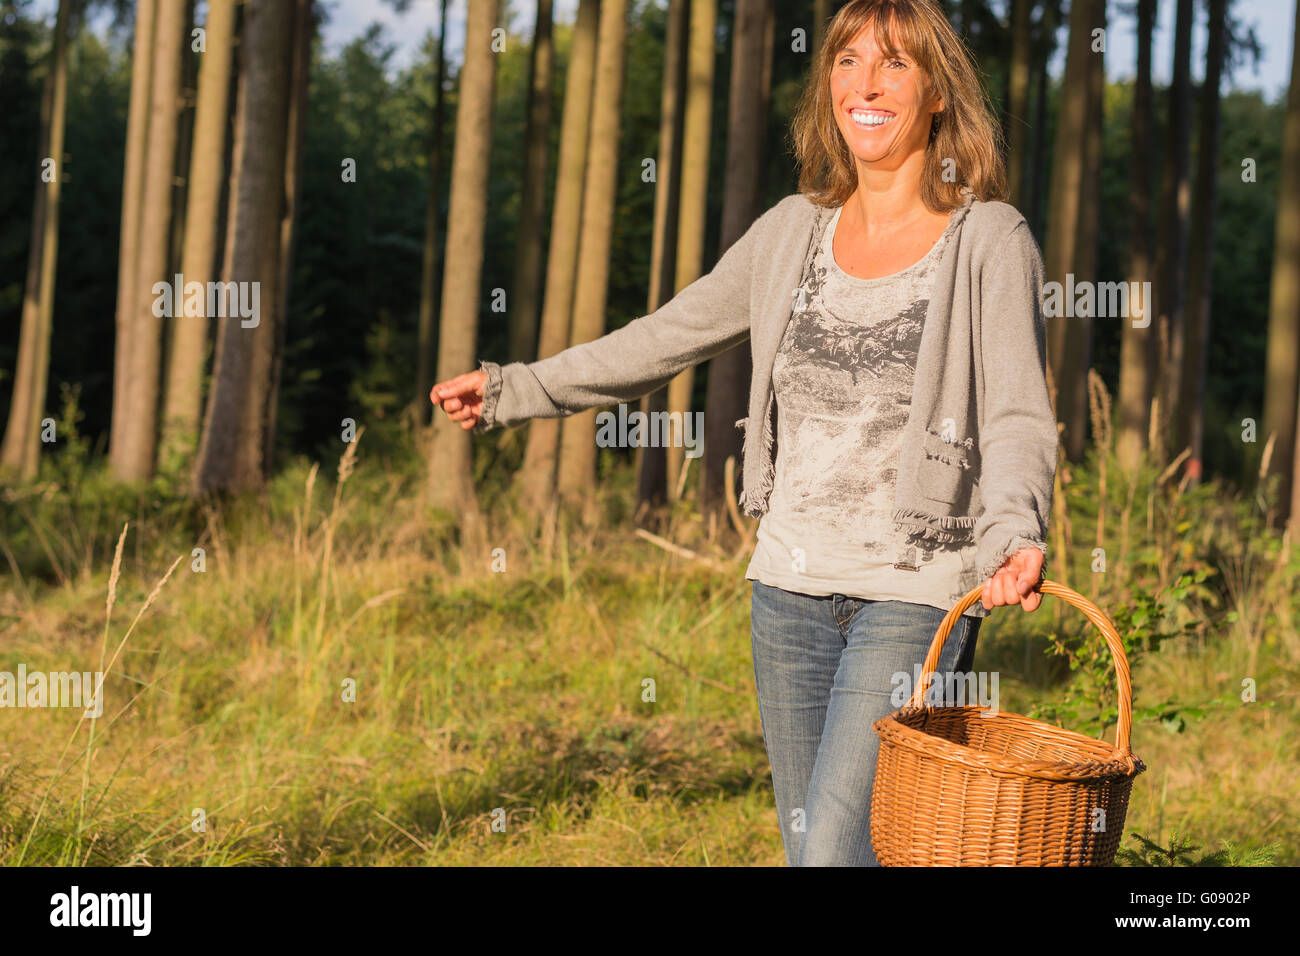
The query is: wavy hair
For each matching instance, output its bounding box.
[791,0,1007,211]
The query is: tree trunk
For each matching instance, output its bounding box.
[160,0,236,471]
[416,0,449,425]
[701,0,773,515]
[1006,0,1032,211]
[1270,0,1300,527]
[165,0,197,302]
[1026,0,1053,236]
[515,0,599,515]
[666,0,716,497]
[1174,0,1227,481]
[636,0,689,514]
[0,0,72,480]
[196,10,246,492]
[813,0,829,58]
[1043,0,1092,453]
[556,0,628,512]
[425,0,500,512]
[1061,0,1105,462]
[508,0,554,365]
[109,0,157,480]
[211,2,244,319]
[1152,0,1194,465]
[194,0,293,494]
[116,0,187,480]
[263,0,313,471]
[1116,0,1156,473]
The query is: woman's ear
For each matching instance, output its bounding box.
[926,75,944,116]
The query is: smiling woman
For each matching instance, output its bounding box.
[734,0,1056,868]
[432,0,1057,869]
[791,0,1006,214]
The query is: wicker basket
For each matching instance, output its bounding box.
[870,580,1146,866]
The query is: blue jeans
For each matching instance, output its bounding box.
[749,581,982,866]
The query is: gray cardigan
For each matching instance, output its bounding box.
[474,186,1057,583]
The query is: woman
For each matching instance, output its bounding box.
[431,0,1056,866]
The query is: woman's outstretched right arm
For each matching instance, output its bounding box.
[431,198,779,433]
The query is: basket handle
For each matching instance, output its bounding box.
[907,579,1134,754]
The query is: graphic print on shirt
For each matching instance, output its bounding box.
[782,297,928,388]
[786,216,930,390]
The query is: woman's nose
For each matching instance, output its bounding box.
[852,63,883,96]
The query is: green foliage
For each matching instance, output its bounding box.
[1118,830,1278,867]
[0,389,199,594]
[1028,570,1218,737]
[46,381,91,490]
[347,309,406,453]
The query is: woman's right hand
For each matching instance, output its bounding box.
[430,369,488,430]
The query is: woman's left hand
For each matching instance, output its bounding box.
[981,547,1045,612]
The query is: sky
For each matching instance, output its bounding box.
[314,0,1298,102]
[26,0,1299,102]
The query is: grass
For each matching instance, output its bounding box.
[0,415,1295,865]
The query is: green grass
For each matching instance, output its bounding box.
[0,426,1295,865]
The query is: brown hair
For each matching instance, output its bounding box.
[790,0,1007,211]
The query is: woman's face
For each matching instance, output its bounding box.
[830,23,942,172]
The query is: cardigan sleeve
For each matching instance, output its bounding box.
[972,218,1058,582]
[472,203,772,433]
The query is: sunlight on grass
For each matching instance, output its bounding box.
[1,421,1295,865]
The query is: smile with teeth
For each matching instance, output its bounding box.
[849,108,896,129]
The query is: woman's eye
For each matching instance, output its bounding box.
[836,54,905,68]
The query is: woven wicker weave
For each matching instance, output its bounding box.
[870,580,1146,866]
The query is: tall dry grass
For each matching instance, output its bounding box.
[0,398,1294,865]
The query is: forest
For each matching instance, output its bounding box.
[0,0,1297,867]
